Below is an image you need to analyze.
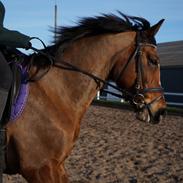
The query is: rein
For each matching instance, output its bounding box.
[30,46,133,100]
[54,60,133,99]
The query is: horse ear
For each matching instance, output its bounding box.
[147,19,165,37]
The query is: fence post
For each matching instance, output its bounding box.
[97,91,100,100]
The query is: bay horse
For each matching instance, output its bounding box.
[4,12,166,182]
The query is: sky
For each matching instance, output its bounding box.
[2,0,183,49]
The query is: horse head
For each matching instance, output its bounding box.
[110,19,166,124]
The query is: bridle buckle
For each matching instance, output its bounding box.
[133,93,145,105]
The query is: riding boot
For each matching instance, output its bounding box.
[0,51,12,182]
[0,89,8,183]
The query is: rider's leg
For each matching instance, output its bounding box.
[0,51,12,123]
[0,51,12,177]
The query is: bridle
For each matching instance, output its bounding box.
[114,32,164,118]
[29,33,164,119]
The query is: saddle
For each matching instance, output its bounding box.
[1,48,29,125]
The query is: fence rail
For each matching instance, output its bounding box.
[164,92,183,107]
[96,91,183,108]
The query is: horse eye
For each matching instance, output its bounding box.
[148,58,158,67]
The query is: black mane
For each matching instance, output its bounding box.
[54,12,152,46]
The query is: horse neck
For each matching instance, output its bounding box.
[51,32,136,118]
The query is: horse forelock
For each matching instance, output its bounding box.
[138,31,157,45]
[53,11,152,48]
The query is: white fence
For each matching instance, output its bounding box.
[96,88,183,108]
[165,92,183,107]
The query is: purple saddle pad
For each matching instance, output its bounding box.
[10,65,29,121]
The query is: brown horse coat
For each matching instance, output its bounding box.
[5,13,166,182]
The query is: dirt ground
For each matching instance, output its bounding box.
[3,105,183,183]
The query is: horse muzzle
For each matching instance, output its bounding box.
[136,106,166,124]
[133,93,166,124]
[149,107,167,124]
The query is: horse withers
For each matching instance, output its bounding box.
[5,12,166,182]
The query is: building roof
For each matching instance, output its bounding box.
[158,40,183,67]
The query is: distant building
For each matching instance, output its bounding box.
[158,40,183,107]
